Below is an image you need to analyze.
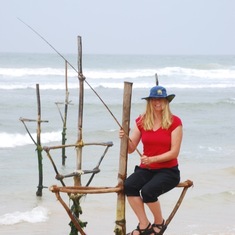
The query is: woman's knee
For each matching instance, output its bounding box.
[141,185,161,203]
[124,179,140,196]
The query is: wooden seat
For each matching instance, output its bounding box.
[49,179,193,235]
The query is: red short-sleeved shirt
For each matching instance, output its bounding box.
[136,115,182,169]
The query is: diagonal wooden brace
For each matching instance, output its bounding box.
[51,186,86,235]
[159,180,194,235]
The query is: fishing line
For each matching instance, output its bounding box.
[17,18,142,157]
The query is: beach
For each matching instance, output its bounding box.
[0,53,235,235]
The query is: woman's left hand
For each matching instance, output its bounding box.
[141,155,150,165]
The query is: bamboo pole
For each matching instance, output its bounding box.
[35,84,43,196]
[114,82,133,235]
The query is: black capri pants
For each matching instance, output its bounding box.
[124,165,180,203]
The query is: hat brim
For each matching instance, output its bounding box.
[142,94,175,103]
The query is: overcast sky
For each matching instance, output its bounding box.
[1,0,235,55]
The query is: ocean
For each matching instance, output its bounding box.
[0,53,235,235]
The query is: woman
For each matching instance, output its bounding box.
[119,85,183,235]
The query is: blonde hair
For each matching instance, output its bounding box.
[139,99,173,130]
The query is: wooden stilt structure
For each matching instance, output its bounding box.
[41,37,193,234]
[46,74,193,234]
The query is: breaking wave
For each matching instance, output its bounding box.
[0,131,61,148]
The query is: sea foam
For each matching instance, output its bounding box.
[0,206,49,225]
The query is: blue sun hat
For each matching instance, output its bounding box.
[142,86,175,102]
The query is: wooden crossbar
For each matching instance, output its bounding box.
[50,185,123,194]
[50,180,193,195]
[19,117,48,123]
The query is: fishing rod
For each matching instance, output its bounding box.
[17,18,142,157]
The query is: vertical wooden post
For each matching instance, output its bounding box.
[115,82,133,235]
[36,84,43,196]
[62,61,69,166]
[75,36,84,187]
[68,36,87,235]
